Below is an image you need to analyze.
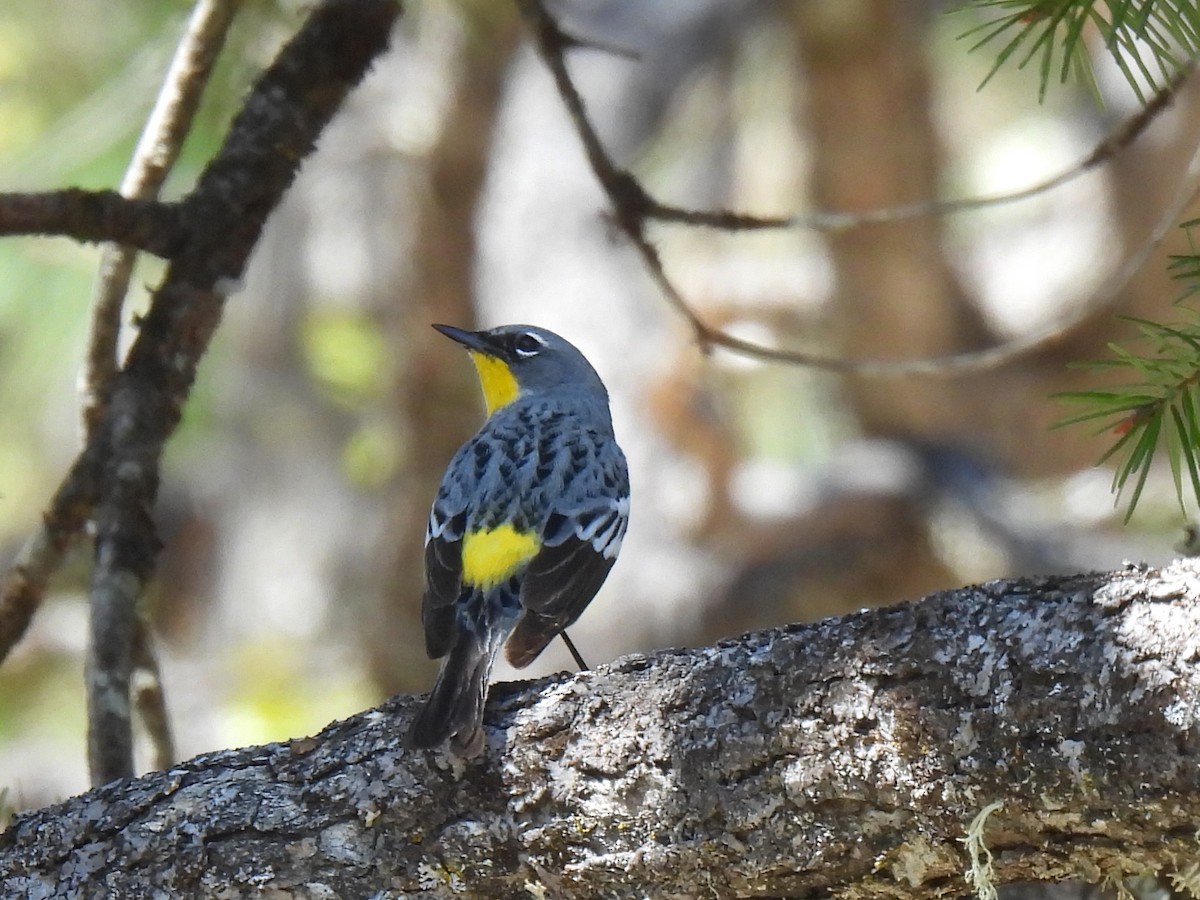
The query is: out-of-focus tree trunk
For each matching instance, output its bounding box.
[792,0,992,440]
[794,2,1200,479]
[368,11,521,694]
[779,0,978,617]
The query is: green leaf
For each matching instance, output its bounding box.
[1166,406,1186,514]
[1055,231,1200,521]
[1183,384,1200,444]
[1182,387,1200,477]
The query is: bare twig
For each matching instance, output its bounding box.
[518,0,1200,375]
[664,140,1200,375]
[0,449,106,664]
[82,0,241,437]
[132,619,175,772]
[646,60,1195,233]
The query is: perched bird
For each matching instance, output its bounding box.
[408,323,630,756]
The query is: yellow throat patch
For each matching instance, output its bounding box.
[461,524,541,589]
[468,351,520,415]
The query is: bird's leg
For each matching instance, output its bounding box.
[559,630,589,670]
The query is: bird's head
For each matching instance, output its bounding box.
[433,323,608,416]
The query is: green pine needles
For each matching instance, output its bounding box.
[960,0,1200,101]
[958,1,1200,520]
[1057,301,1200,522]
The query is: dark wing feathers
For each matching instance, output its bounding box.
[505,538,616,667]
[506,484,629,668]
[422,418,630,670]
[422,533,462,659]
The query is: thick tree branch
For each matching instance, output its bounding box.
[4,561,1200,897]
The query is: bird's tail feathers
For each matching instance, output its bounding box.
[407,629,494,757]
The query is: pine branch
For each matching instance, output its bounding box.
[1056,311,1200,520]
[959,0,1200,101]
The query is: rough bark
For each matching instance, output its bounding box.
[4,559,1200,898]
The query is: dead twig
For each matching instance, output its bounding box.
[518,0,1200,375]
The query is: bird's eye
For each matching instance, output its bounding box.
[514,333,543,357]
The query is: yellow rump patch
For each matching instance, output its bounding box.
[461,524,541,589]
[468,351,520,415]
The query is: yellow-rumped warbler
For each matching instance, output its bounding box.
[408,323,630,756]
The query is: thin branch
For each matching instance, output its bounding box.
[516,0,644,233]
[519,0,1200,375]
[0,449,105,664]
[0,190,181,255]
[80,0,241,783]
[132,618,175,772]
[82,0,241,437]
[84,0,402,787]
[697,140,1200,376]
[646,58,1195,233]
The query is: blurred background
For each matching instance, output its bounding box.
[0,0,1197,810]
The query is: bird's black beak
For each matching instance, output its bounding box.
[432,323,499,357]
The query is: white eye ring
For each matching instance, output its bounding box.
[514,332,547,357]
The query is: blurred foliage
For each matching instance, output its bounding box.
[220,638,376,749]
[300,310,400,486]
[342,422,402,489]
[301,310,390,407]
